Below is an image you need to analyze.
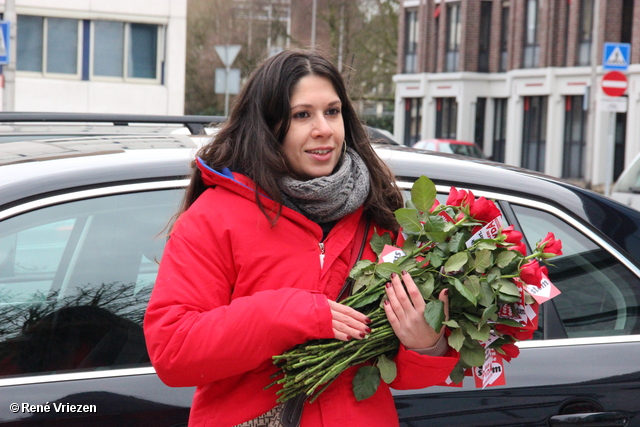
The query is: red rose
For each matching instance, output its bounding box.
[429,199,440,213]
[500,343,520,362]
[501,225,527,255]
[469,196,501,223]
[519,260,543,287]
[446,187,474,208]
[538,232,563,258]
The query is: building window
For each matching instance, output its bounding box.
[577,0,594,66]
[93,21,160,80]
[493,98,508,162]
[500,2,510,71]
[523,0,540,68]
[614,111,627,181]
[404,98,422,146]
[445,3,461,72]
[436,98,457,139]
[522,96,547,172]
[562,96,587,179]
[478,2,492,72]
[475,98,487,149]
[403,9,419,73]
[17,15,81,76]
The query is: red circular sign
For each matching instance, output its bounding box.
[601,71,628,97]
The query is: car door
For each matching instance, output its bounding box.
[393,183,639,427]
[0,182,194,426]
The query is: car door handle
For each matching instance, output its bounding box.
[549,412,630,426]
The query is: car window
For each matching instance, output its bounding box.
[0,189,181,379]
[512,204,640,338]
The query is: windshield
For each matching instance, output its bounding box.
[442,142,485,158]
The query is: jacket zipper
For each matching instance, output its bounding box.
[319,242,325,269]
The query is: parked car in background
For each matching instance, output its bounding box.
[412,138,487,159]
[365,125,399,145]
[0,113,638,426]
[612,151,640,210]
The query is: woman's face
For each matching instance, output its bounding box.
[282,75,345,180]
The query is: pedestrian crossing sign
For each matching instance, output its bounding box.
[602,42,630,71]
[0,21,9,65]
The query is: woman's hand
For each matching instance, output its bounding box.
[327,299,371,341]
[383,271,449,349]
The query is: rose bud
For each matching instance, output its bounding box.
[502,225,527,255]
[469,196,501,223]
[500,343,520,362]
[520,260,543,287]
[538,232,563,258]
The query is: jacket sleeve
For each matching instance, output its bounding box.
[390,343,459,390]
[143,213,334,388]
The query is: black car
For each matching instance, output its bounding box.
[0,114,637,426]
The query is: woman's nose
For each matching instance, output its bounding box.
[311,114,333,138]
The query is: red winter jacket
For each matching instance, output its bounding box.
[144,160,459,427]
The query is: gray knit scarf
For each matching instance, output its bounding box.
[278,148,370,223]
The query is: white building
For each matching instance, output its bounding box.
[0,0,186,114]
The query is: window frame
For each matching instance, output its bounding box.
[90,21,164,84]
[445,2,461,72]
[0,180,186,385]
[16,15,83,80]
[403,9,419,74]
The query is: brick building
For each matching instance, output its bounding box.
[394,0,639,189]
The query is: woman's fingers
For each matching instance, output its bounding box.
[327,299,371,341]
[438,288,450,321]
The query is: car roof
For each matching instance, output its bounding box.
[417,138,476,146]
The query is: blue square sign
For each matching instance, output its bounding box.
[0,21,9,65]
[603,42,630,71]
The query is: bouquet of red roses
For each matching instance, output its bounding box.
[269,176,562,401]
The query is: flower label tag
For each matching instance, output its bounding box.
[379,245,406,264]
[465,216,503,248]
[473,348,506,388]
[524,273,561,304]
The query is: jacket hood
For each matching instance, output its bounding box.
[196,157,329,232]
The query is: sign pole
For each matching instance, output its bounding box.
[604,111,616,197]
[214,45,241,117]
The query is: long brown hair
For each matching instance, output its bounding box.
[178,49,402,232]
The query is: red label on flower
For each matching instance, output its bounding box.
[379,245,406,264]
[473,349,506,388]
[466,216,503,248]
[523,273,561,304]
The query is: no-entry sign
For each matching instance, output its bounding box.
[601,71,628,97]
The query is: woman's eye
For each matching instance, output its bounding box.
[293,111,309,119]
[326,108,341,116]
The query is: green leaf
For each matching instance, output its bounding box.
[474,249,493,273]
[498,293,522,303]
[370,231,392,255]
[428,252,444,269]
[478,280,495,307]
[460,342,486,367]
[394,208,423,234]
[425,231,448,244]
[447,232,466,253]
[496,250,518,268]
[464,275,481,297]
[377,355,397,384]
[353,366,381,401]
[448,327,465,351]
[424,300,445,333]
[497,279,520,296]
[479,304,498,327]
[416,273,435,299]
[476,241,497,250]
[443,319,460,328]
[451,277,477,305]
[375,262,403,280]
[351,289,386,308]
[349,259,374,279]
[461,320,491,341]
[449,364,466,384]
[497,318,523,327]
[352,274,374,294]
[411,176,437,213]
[444,252,468,273]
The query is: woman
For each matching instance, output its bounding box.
[144,49,458,427]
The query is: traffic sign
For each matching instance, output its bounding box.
[0,21,10,65]
[601,71,627,97]
[603,43,630,71]
[214,45,241,67]
[598,96,627,113]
